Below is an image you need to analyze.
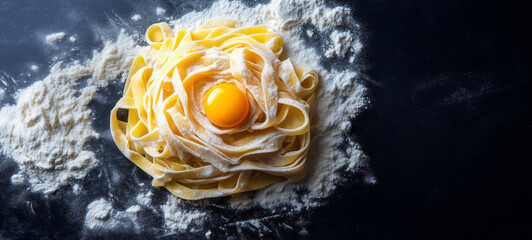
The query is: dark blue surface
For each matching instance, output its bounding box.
[1,0,531,239]
[312,0,531,239]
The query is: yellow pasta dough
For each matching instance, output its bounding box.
[110,19,318,200]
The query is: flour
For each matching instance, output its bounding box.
[10,173,24,184]
[325,30,354,58]
[72,183,81,194]
[87,31,142,88]
[161,196,208,232]
[30,65,39,71]
[131,14,142,22]
[136,191,154,206]
[45,32,66,43]
[69,36,77,43]
[84,198,139,230]
[306,29,314,37]
[125,205,142,215]
[0,88,5,102]
[0,30,141,195]
[326,30,363,64]
[85,199,113,225]
[156,7,166,16]
[0,63,98,194]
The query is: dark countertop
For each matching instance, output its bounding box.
[1,0,530,239]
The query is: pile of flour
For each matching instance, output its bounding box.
[0,0,372,237]
[0,30,141,194]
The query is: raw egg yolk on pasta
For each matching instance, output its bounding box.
[203,83,249,128]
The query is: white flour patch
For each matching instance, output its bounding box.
[69,36,77,43]
[0,63,99,194]
[306,29,314,37]
[325,30,354,58]
[156,7,166,16]
[85,199,113,229]
[45,32,66,43]
[84,198,139,230]
[126,205,142,215]
[0,88,4,102]
[161,196,207,232]
[136,191,154,206]
[0,30,141,195]
[10,173,24,185]
[131,14,141,22]
[72,184,81,194]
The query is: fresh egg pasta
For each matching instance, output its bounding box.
[110,19,318,200]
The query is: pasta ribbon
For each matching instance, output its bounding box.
[110,20,318,200]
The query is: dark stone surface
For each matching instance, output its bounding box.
[313,0,531,239]
[0,0,530,239]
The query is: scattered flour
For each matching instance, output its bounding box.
[156,7,166,16]
[69,36,77,43]
[325,30,354,58]
[30,65,39,71]
[10,173,24,184]
[45,32,66,43]
[0,30,141,195]
[306,29,314,37]
[161,196,207,232]
[72,183,82,194]
[131,14,142,22]
[85,199,113,227]
[84,198,139,230]
[126,205,142,215]
[325,30,363,62]
[136,191,154,206]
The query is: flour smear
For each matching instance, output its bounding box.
[0,0,373,238]
[45,32,66,43]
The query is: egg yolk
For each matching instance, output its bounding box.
[203,83,250,128]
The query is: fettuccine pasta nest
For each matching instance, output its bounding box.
[110,19,318,200]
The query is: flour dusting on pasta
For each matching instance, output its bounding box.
[110,19,318,200]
